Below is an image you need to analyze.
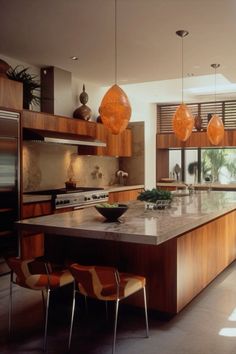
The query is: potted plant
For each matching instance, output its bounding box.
[6,65,40,109]
[137,188,172,209]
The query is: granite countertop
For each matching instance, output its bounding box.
[157,182,236,190]
[23,185,144,204]
[17,191,236,246]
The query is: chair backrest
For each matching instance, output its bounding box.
[6,257,51,289]
[69,263,119,300]
[6,257,35,285]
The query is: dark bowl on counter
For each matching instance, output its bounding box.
[95,204,128,221]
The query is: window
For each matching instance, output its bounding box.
[169,148,236,184]
[169,150,182,181]
[201,148,236,183]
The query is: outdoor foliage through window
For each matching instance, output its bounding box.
[201,149,236,183]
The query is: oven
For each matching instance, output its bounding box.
[25,187,109,211]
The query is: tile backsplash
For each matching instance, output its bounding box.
[23,142,119,191]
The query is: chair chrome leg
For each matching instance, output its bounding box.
[68,288,76,351]
[143,286,149,338]
[84,295,88,315]
[112,299,119,354]
[43,288,50,352]
[8,271,13,337]
[42,290,46,310]
[105,301,108,321]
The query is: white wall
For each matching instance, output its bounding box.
[123,90,156,188]
[0,54,159,189]
[0,54,105,118]
[0,54,40,76]
[53,67,72,117]
[0,53,41,111]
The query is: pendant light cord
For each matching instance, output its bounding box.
[115,0,117,85]
[214,66,216,114]
[181,35,184,104]
[211,63,220,115]
[176,31,189,105]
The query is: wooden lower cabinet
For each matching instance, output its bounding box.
[22,201,52,219]
[108,188,143,203]
[20,232,45,260]
[21,201,52,259]
[176,210,236,311]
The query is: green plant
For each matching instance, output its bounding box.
[7,65,40,109]
[202,149,236,182]
[137,188,172,203]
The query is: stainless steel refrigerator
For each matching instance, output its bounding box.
[0,110,20,269]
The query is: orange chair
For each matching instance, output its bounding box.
[68,263,149,354]
[6,257,74,352]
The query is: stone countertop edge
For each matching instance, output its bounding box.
[23,185,144,204]
[17,191,236,246]
[23,195,52,203]
[103,184,144,192]
[157,182,236,190]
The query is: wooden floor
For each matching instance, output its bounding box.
[1,261,236,354]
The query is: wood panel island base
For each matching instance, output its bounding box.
[16,192,236,316]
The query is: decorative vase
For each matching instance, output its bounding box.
[194,115,202,131]
[207,113,212,123]
[73,84,92,121]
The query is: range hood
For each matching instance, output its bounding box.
[23,128,106,147]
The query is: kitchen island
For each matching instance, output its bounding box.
[16,191,236,315]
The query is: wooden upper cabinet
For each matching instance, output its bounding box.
[22,110,96,137]
[22,111,132,157]
[103,126,131,157]
[78,123,132,157]
[0,77,23,110]
[157,130,236,149]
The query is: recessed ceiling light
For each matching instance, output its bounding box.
[70,56,78,60]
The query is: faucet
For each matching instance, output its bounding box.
[116,170,128,185]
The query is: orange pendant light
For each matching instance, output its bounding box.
[172,104,194,142]
[99,84,131,135]
[99,0,131,135]
[172,30,194,142]
[207,64,224,145]
[207,114,224,145]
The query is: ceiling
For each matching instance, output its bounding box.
[1,0,236,88]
